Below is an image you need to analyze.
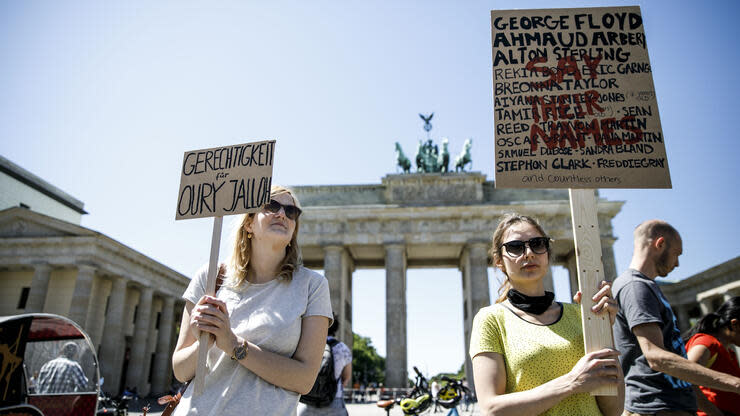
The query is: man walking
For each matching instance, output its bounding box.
[613,220,740,415]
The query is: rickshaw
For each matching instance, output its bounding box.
[0,313,100,416]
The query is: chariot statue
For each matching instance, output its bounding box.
[394,113,471,174]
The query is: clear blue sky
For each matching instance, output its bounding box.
[2,0,739,378]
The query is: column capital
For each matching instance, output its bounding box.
[466,241,490,257]
[76,264,97,276]
[162,295,176,308]
[26,263,53,313]
[321,244,345,253]
[108,274,129,288]
[383,242,406,252]
[31,262,52,272]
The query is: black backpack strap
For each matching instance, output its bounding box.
[327,338,341,380]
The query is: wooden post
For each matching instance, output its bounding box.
[193,215,223,396]
[569,189,617,396]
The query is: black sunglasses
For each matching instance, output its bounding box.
[501,237,550,257]
[263,199,302,220]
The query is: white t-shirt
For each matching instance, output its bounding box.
[174,264,333,416]
[328,337,352,398]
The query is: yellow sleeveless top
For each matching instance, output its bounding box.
[470,303,603,416]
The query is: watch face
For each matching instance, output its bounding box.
[233,343,247,360]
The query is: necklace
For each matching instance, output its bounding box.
[507,289,555,315]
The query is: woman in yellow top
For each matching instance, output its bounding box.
[470,213,624,416]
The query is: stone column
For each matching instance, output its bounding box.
[699,297,714,315]
[543,266,554,293]
[341,250,354,349]
[68,265,96,330]
[385,244,407,388]
[600,239,618,281]
[674,304,690,333]
[566,253,579,299]
[151,296,176,395]
[467,243,491,322]
[323,245,344,324]
[26,263,52,312]
[88,277,112,350]
[100,276,128,394]
[462,242,490,394]
[324,245,354,348]
[460,250,473,394]
[126,286,154,391]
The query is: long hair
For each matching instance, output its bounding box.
[227,185,301,288]
[685,296,740,339]
[489,213,550,303]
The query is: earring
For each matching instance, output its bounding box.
[247,232,253,239]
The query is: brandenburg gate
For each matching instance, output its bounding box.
[293,172,622,389]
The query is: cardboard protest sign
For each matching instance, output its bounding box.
[174,139,275,396]
[176,140,276,220]
[492,6,670,189]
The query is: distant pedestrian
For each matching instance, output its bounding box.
[431,380,441,412]
[37,342,88,393]
[685,296,740,416]
[297,316,353,415]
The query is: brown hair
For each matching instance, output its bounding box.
[228,185,301,287]
[489,213,550,303]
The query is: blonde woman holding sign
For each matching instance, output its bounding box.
[470,213,624,416]
[172,185,333,416]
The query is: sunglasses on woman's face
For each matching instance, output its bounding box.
[501,237,550,257]
[263,199,302,220]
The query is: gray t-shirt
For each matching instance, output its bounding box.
[174,264,333,416]
[612,269,696,413]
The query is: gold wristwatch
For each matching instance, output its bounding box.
[231,338,248,361]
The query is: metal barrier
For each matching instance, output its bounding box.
[343,387,411,403]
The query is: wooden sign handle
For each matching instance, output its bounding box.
[193,216,223,396]
[569,189,617,396]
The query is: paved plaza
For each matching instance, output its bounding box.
[129,402,480,416]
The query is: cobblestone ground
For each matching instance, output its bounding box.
[129,402,480,416]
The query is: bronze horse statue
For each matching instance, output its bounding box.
[395,142,412,173]
[454,138,472,172]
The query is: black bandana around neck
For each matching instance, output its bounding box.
[507,289,555,315]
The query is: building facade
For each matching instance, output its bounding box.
[0,156,188,396]
[0,154,86,224]
[661,256,740,333]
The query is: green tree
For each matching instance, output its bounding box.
[352,333,385,385]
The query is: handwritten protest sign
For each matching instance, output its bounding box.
[174,139,275,396]
[491,7,670,395]
[492,6,670,189]
[176,140,276,220]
